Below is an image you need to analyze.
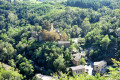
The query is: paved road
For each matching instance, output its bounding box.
[85,56,94,75]
[85,64,93,75]
[86,57,93,67]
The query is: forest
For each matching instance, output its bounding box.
[0,0,120,80]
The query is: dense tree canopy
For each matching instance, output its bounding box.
[0,41,16,62]
[0,62,23,80]
[0,0,120,79]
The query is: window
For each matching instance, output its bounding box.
[98,70,99,73]
[76,71,77,73]
[96,67,98,70]
[102,66,103,68]
[105,64,106,66]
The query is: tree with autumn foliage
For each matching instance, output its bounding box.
[42,30,60,41]
[61,32,68,41]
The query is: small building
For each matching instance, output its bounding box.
[94,60,107,74]
[72,53,81,66]
[32,31,38,41]
[58,41,70,48]
[36,74,55,80]
[70,65,85,74]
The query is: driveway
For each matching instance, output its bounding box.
[85,64,93,75]
[85,57,94,75]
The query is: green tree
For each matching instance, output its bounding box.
[108,59,120,80]
[8,59,16,68]
[42,20,51,30]
[81,18,91,36]
[64,48,73,66]
[15,54,34,77]
[78,37,85,46]
[53,71,106,80]
[0,62,23,80]
[80,57,86,65]
[19,62,34,77]
[0,41,16,62]
[53,55,65,71]
[89,49,94,59]
[100,35,111,50]
[8,12,18,25]
[0,16,4,21]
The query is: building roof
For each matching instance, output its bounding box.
[73,53,81,61]
[94,60,107,66]
[36,74,55,80]
[58,41,70,44]
[70,65,85,71]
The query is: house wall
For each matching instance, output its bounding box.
[58,44,63,47]
[94,65,101,73]
[32,32,37,38]
[72,68,85,74]
[32,32,38,41]
[58,43,70,48]
[39,35,42,42]
[94,62,107,73]
[64,43,70,48]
